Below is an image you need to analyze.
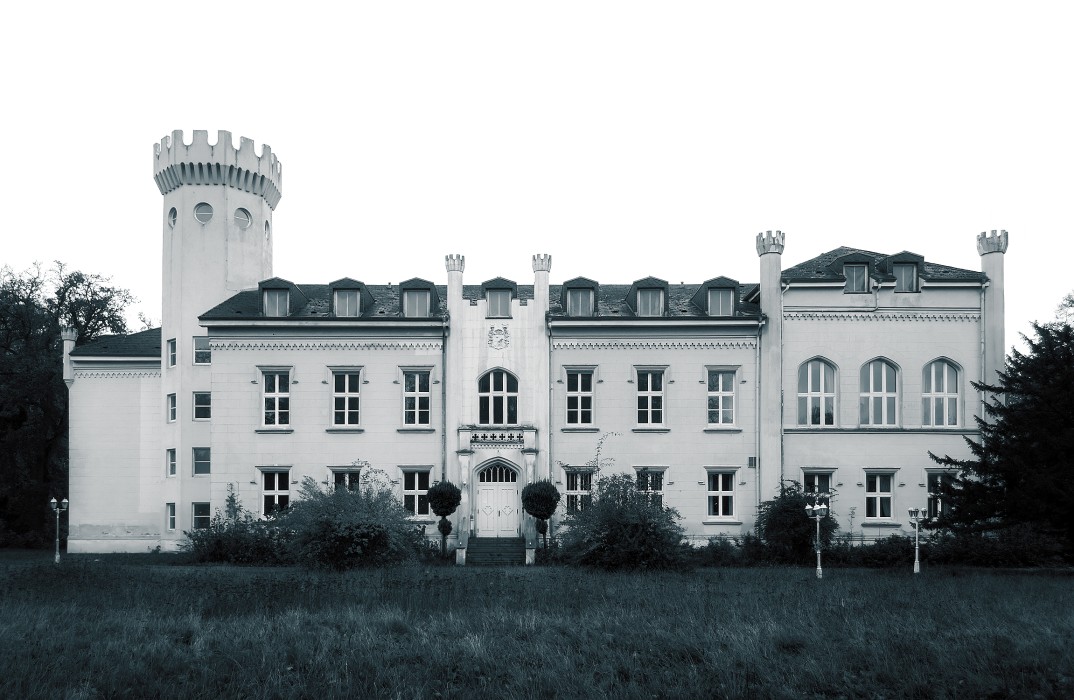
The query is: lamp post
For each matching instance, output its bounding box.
[907,507,927,574]
[805,499,829,580]
[50,497,68,564]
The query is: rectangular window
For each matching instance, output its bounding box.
[193,392,211,420]
[332,371,361,426]
[263,289,289,317]
[636,369,664,425]
[165,448,176,477]
[636,469,664,506]
[192,502,211,530]
[403,370,432,425]
[262,470,290,514]
[708,288,734,316]
[192,447,210,476]
[334,289,360,317]
[166,503,176,531]
[566,370,594,425]
[893,263,917,292]
[333,469,361,490]
[262,370,290,426]
[193,336,211,364]
[707,370,735,425]
[565,471,593,511]
[637,289,663,317]
[486,290,511,318]
[865,473,893,518]
[167,394,177,422]
[803,473,833,500]
[166,338,177,367]
[403,290,431,318]
[567,289,594,317]
[707,472,735,517]
[403,470,431,516]
[844,264,867,293]
[927,472,953,519]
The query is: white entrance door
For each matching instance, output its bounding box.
[475,464,520,537]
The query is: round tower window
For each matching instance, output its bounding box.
[234,208,252,229]
[194,203,214,224]
[168,207,177,228]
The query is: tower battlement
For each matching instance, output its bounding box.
[756,230,785,256]
[153,130,283,209]
[532,254,552,272]
[977,229,1008,255]
[445,254,466,272]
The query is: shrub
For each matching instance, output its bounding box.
[281,473,424,570]
[925,525,1067,567]
[181,487,289,565]
[559,472,688,570]
[427,480,462,556]
[755,481,838,564]
[521,480,560,548]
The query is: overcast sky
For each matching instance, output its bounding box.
[3,2,1071,352]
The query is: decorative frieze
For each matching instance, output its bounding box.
[213,340,443,351]
[552,340,757,350]
[471,431,525,446]
[784,311,980,323]
[74,370,162,379]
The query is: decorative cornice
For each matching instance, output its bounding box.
[552,340,758,350]
[784,311,980,322]
[214,340,443,351]
[153,130,282,208]
[74,370,162,379]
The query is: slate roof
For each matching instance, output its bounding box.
[547,284,761,319]
[782,247,983,282]
[69,328,161,357]
[201,284,450,320]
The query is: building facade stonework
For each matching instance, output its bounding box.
[64,132,1008,560]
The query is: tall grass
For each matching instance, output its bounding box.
[1,554,1071,698]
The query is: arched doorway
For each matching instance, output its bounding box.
[474,462,520,537]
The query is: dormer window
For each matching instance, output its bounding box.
[263,289,289,317]
[334,289,360,317]
[404,290,431,318]
[893,263,918,292]
[487,289,511,318]
[844,264,867,293]
[637,289,663,317]
[567,288,594,317]
[708,288,734,316]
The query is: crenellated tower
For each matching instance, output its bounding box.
[756,230,785,501]
[977,229,1008,397]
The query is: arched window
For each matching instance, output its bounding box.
[859,359,898,426]
[478,370,518,425]
[798,359,836,426]
[923,360,959,427]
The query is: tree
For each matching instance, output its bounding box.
[930,317,1074,557]
[0,263,134,545]
[755,481,838,564]
[427,480,462,556]
[521,480,560,548]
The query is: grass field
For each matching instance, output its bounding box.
[1,553,1072,699]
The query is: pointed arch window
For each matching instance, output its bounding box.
[797,359,836,426]
[478,370,518,425]
[923,360,959,427]
[860,359,898,426]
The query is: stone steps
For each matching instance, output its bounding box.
[466,536,526,566]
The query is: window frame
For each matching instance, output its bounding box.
[859,359,898,427]
[166,338,177,367]
[402,368,432,426]
[331,468,362,491]
[166,393,177,423]
[402,468,432,517]
[707,288,734,317]
[797,359,836,427]
[893,263,918,293]
[263,289,289,317]
[260,468,290,515]
[565,369,595,426]
[706,470,736,518]
[333,289,361,317]
[566,288,595,317]
[261,368,291,427]
[865,471,895,519]
[486,289,512,318]
[706,368,736,426]
[844,264,868,293]
[478,369,519,426]
[192,502,211,530]
[922,360,960,428]
[165,448,176,477]
[635,467,665,506]
[166,503,176,532]
[564,470,594,512]
[193,336,211,365]
[403,290,431,318]
[803,471,834,505]
[192,447,210,476]
[192,391,211,421]
[636,289,664,317]
[635,368,665,426]
[331,368,362,427]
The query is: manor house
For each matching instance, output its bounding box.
[63,131,1008,563]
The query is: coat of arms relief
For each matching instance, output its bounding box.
[487,324,510,349]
